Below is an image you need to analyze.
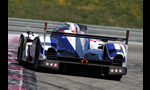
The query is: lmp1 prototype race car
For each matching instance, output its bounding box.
[17,22,129,80]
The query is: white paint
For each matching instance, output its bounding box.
[114,44,121,50]
[8,57,17,59]
[90,39,104,49]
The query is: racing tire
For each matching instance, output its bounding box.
[17,35,24,65]
[33,40,41,71]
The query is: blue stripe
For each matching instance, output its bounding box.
[50,37,57,50]
[55,35,79,57]
[123,57,125,62]
[107,44,117,58]
[105,43,117,60]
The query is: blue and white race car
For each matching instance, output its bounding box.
[17,22,129,80]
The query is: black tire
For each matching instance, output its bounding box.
[33,40,41,71]
[17,35,24,65]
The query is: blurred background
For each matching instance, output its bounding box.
[8,0,143,29]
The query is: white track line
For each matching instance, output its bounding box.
[8,51,17,55]
[8,57,17,59]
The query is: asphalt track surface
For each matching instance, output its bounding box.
[8,34,38,90]
[36,43,143,90]
[8,33,143,90]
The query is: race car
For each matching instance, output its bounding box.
[17,22,129,80]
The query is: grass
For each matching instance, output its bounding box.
[8,0,143,29]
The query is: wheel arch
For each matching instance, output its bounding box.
[104,43,125,61]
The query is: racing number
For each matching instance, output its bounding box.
[18,38,22,47]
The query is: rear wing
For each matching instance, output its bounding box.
[48,31,128,42]
[43,22,130,67]
[43,22,129,43]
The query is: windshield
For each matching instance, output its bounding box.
[59,26,69,30]
[53,26,70,32]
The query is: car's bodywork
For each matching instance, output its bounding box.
[17,22,129,80]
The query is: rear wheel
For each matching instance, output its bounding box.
[33,40,41,71]
[17,35,24,65]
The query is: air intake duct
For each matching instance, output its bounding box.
[112,55,123,66]
[47,48,57,60]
